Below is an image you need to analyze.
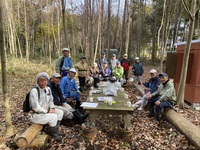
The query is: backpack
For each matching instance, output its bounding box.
[23,87,40,112]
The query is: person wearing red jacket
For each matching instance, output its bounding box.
[121,54,130,83]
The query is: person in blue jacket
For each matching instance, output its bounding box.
[132,69,160,110]
[99,61,111,81]
[60,68,81,109]
[132,57,144,85]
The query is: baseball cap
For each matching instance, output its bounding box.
[112,54,116,57]
[62,48,70,52]
[103,61,108,64]
[124,54,128,57]
[116,61,120,65]
[150,69,157,74]
[80,56,86,60]
[102,52,106,55]
[159,72,168,77]
[52,73,62,78]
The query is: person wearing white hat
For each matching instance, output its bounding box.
[29,72,64,142]
[132,57,144,85]
[132,69,160,110]
[60,68,82,109]
[55,47,72,74]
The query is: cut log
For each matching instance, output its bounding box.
[28,134,49,148]
[16,124,43,148]
[132,82,200,149]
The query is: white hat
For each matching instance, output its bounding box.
[135,57,140,60]
[62,48,70,52]
[69,68,76,73]
[52,73,61,78]
[124,54,128,57]
[150,69,157,73]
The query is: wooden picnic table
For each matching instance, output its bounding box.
[83,87,133,129]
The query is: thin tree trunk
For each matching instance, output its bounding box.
[24,1,29,61]
[106,0,111,58]
[119,0,127,57]
[0,1,14,136]
[177,0,197,108]
[125,2,131,55]
[61,0,68,47]
[94,1,101,63]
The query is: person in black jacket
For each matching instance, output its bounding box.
[48,73,88,123]
[132,57,144,85]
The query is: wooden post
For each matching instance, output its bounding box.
[28,134,49,148]
[16,124,43,148]
[132,82,200,149]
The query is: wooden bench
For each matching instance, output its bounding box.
[132,82,200,149]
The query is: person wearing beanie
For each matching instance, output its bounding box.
[55,48,72,74]
[48,73,88,124]
[29,72,64,142]
[132,57,144,85]
[74,56,89,92]
[132,69,160,110]
[60,68,82,109]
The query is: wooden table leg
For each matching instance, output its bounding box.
[123,113,131,129]
[89,111,98,125]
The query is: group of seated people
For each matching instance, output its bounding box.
[27,48,176,142]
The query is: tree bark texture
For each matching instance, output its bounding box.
[0,1,14,137]
[177,0,197,108]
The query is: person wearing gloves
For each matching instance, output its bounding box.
[132,57,144,85]
[48,73,88,123]
[74,56,89,92]
[55,48,72,74]
[60,68,82,109]
[147,73,176,122]
[99,61,111,81]
[29,72,64,142]
[132,69,160,110]
[112,61,124,85]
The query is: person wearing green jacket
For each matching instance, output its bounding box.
[112,61,124,85]
[55,48,72,74]
[147,72,176,122]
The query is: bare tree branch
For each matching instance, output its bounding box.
[181,0,193,20]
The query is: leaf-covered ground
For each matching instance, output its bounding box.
[0,59,200,150]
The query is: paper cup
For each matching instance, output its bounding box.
[89,91,92,96]
[124,94,129,99]
[108,100,113,105]
[127,102,131,107]
[89,97,93,102]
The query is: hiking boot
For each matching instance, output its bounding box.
[72,109,88,123]
[147,106,155,117]
[48,126,62,142]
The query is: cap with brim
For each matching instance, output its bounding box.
[112,54,116,57]
[150,69,157,74]
[159,72,168,77]
[102,52,105,55]
[116,61,120,64]
[69,68,77,73]
[62,48,70,52]
[103,61,108,64]
[124,54,128,57]
[52,73,61,78]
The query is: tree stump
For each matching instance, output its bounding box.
[16,124,43,148]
